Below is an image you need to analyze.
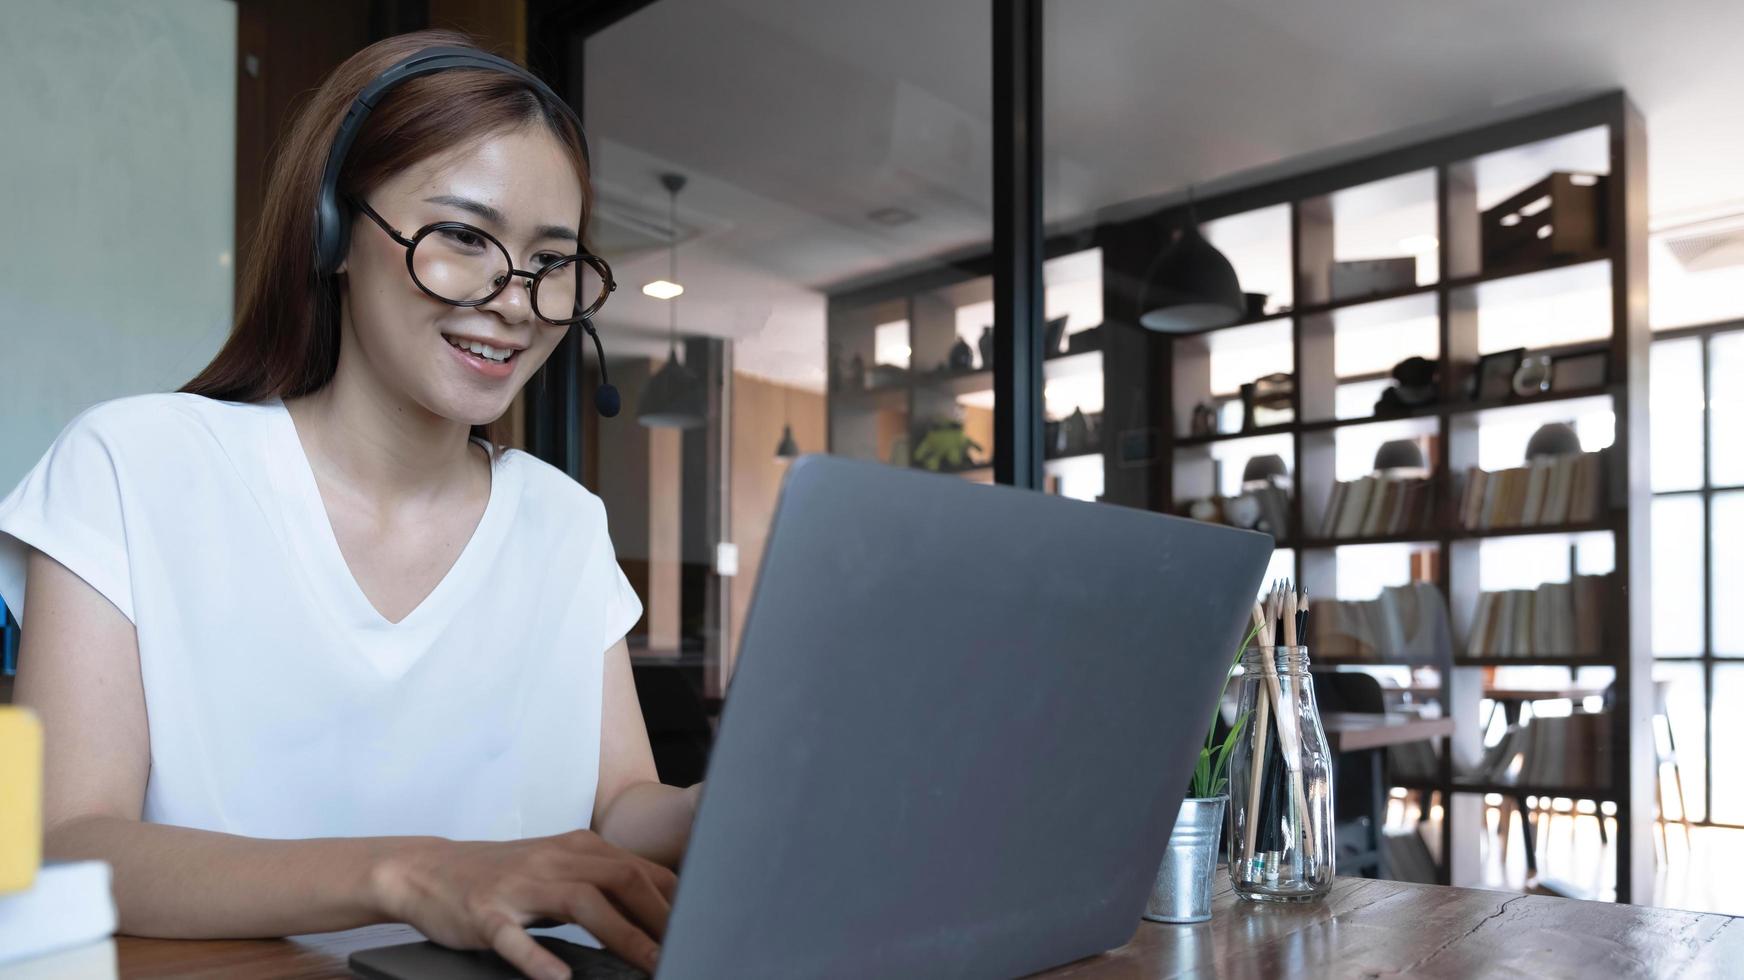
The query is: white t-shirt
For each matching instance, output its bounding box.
[0,393,643,841]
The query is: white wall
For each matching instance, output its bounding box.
[0,0,235,489]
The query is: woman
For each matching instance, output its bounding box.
[0,30,685,980]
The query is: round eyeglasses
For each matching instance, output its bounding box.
[346,194,615,324]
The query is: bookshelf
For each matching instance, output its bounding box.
[820,92,1649,902]
[1151,94,1650,901]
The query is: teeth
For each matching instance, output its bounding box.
[447,337,511,364]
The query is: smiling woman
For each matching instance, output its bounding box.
[0,29,688,980]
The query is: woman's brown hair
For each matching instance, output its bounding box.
[181,29,592,449]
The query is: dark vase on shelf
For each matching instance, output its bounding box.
[847,353,865,391]
[978,326,994,370]
[948,336,975,372]
[1063,408,1091,455]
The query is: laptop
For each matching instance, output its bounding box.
[355,455,1270,979]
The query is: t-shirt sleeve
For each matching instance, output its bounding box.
[591,501,644,654]
[0,407,135,624]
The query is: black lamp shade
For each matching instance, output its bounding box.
[774,424,800,460]
[1241,453,1288,484]
[1373,439,1426,471]
[1525,422,1581,459]
[1138,223,1246,333]
[637,351,706,429]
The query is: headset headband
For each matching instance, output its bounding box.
[312,46,589,275]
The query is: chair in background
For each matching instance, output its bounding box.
[1652,679,1694,860]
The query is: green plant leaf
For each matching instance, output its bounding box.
[1189,619,1265,798]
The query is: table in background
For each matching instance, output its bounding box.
[115,877,1742,979]
[1321,712,1455,877]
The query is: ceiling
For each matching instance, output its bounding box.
[581,0,1744,385]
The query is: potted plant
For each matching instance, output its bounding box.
[1143,624,1255,923]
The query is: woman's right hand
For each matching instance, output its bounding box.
[372,829,677,980]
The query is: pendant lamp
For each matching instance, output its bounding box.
[1138,190,1245,333]
[774,383,800,460]
[638,173,707,430]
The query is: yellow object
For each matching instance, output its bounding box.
[0,706,43,894]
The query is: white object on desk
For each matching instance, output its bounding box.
[0,861,115,967]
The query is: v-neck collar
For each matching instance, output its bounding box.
[266,399,521,678]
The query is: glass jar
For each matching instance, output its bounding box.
[1226,645,1335,902]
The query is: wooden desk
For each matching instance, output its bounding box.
[114,877,1741,979]
[1320,712,1454,752]
[1319,713,1455,876]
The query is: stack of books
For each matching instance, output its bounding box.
[1463,573,1613,658]
[1456,451,1606,530]
[1317,474,1433,540]
[1467,711,1612,789]
[1308,582,1452,662]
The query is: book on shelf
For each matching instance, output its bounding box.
[1466,712,1611,789]
[1318,474,1433,540]
[1308,581,1452,663]
[1463,572,1614,658]
[1456,450,1606,531]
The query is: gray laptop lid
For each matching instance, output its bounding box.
[659,456,1270,979]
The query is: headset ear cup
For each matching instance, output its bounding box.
[314,196,346,275]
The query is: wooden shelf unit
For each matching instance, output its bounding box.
[819,91,1650,903]
[1154,93,1650,902]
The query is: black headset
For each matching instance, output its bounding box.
[313,45,619,418]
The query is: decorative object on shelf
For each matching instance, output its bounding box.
[1525,421,1582,459]
[1512,353,1553,396]
[1137,190,1245,333]
[1057,408,1100,456]
[1374,356,1440,417]
[1373,439,1427,472]
[1236,455,1291,538]
[1481,171,1607,270]
[638,173,707,430]
[1330,257,1416,301]
[1045,315,1070,355]
[947,336,975,372]
[866,363,905,388]
[1190,401,1219,438]
[1244,292,1269,319]
[911,419,982,472]
[1224,494,1262,530]
[1550,350,1609,392]
[1470,347,1525,402]
[1186,498,1222,524]
[847,352,865,391]
[977,325,994,370]
[1241,373,1294,430]
[1145,621,1258,924]
[1229,585,1335,904]
[1241,454,1289,485]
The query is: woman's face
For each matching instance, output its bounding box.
[338,125,585,427]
